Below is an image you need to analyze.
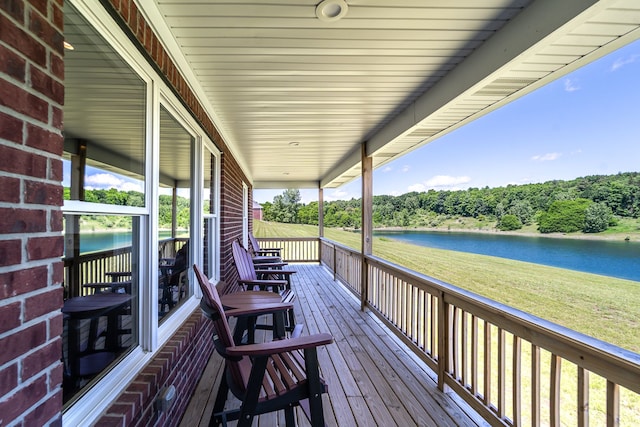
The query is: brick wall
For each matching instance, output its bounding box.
[94,311,214,427]
[0,1,65,426]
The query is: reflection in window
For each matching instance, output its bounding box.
[62,214,139,407]
[63,4,146,207]
[158,106,193,322]
[203,151,217,278]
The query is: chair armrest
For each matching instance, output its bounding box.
[253,262,289,269]
[225,302,294,317]
[227,333,334,356]
[238,279,288,288]
[254,269,296,276]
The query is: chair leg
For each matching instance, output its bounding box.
[237,356,268,427]
[284,406,295,426]
[211,372,230,427]
[304,347,326,427]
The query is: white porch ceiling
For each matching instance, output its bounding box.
[146,0,640,189]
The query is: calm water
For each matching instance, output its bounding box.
[79,231,175,254]
[375,230,640,282]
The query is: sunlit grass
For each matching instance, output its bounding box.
[254,220,640,353]
[256,220,640,424]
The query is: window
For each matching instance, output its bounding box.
[62,3,146,407]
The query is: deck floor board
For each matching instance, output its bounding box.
[181,264,484,426]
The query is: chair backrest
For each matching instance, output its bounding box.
[248,232,261,255]
[231,240,257,282]
[193,265,246,393]
[193,265,233,347]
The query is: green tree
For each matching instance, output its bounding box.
[538,198,591,233]
[583,202,612,233]
[497,214,522,231]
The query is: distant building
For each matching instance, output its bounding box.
[253,201,263,220]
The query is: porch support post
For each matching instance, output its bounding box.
[66,140,87,297]
[318,187,324,264]
[361,143,373,311]
[171,185,178,240]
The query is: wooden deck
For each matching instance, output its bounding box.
[180,264,488,426]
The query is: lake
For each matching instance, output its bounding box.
[78,230,179,254]
[375,230,640,282]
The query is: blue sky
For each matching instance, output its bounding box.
[255,38,640,204]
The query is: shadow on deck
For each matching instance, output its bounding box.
[181,264,487,426]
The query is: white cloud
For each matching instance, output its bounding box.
[564,78,580,92]
[382,166,393,173]
[611,54,640,71]
[408,175,471,192]
[407,183,426,192]
[325,188,351,201]
[531,152,561,162]
[424,175,471,188]
[401,165,411,173]
[85,172,143,192]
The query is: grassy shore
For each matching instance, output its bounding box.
[254,220,640,353]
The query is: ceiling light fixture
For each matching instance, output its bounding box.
[289,141,300,147]
[315,0,348,22]
[64,41,75,50]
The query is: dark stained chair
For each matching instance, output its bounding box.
[249,232,282,258]
[194,265,333,427]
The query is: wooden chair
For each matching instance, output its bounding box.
[194,265,333,427]
[232,240,297,333]
[249,232,282,258]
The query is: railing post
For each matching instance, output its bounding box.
[437,290,449,391]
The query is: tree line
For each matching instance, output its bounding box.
[261,172,640,234]
[63,188,191,229]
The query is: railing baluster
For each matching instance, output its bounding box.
[484,321,492,407]
[462,310,469,387]
[452,306,460,380]
[607,380,619,427]
[471,315,478,396]
[577,366,589,427]
[532,344,541,427]
[551,354,561,426]
[513,336,522,427]
[498,328,506,418]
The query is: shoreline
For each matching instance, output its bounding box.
[372,226,639,242]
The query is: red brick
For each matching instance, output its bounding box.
[0,78,49,122]
[0,301,21,334]
[0,265,48,299]
[0,239,22,267]
[0,43,26,81]
[49,312,63,338]
[24,180,63,205]
[26,235,63,260]
[0,207,46,233]
[26,123,63,155]
[28,7,64,54]
[22,338,61,379]
[50,208,63,231]
[27,0,47,16]
[51,105,63,128]
[0,144,47,177]
[0,14,47,67]
[23,387,62,427]
[0,110,24,143]
[51,3,63,30]
[30,64,64,104]
[0,0,25,22]
[49,157,62,181]
[0,374,47,425]
[0,321,46,365]
[51,260,63,285]
[51,50,63,79]
[24,287,62,321]
[0,363,18,397]
[0,175,20,202]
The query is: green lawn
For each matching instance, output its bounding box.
[254,220,640,353]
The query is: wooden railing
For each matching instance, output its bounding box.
[309,238,640,426]
[257,237,319,263]
[63,237,188,298]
